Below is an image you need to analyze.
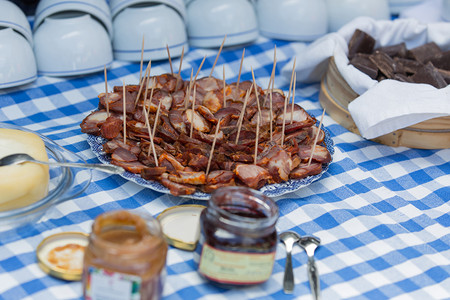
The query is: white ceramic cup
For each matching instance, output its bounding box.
[0,0,33,46]
[256,0,328,41]
[33,12,113,77]
[442,0,450,21]
[34,0,113,37]
[113,4,188,61]
[326,0,390,32]
[187,0,258,48]
[0,28,37,89]
[109,0,186,21]
[388,0,424,14]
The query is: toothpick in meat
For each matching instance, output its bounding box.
[185,68,194,110]
[152,90,161,138]
[104,65,110,117]
[308,109,326,166]
[291,64,297,124]
[209,35,227,78]
[135,60,151,105]
[143,98,159,167]
[206,119,221,175]
[251,67,262,120]
[194,55,207,82]
[175,46,185,89]
[122,80,127,144]
[263,45,277,107]
[190,85,197,138]
[254,113,260,165]
[269,79,273,142]
[139,35,145,85]
[280,93,288,147]
[223,65,226,108]
[166,44,173,75]
[235,48,245,99]
[235,84,253,144]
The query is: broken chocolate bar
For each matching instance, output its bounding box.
[348,29,376,58]
[350,53,378,79]
[407,42,442,64]
[369,51,395,79]
[411,62,447,89]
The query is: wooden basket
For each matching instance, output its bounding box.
[319,57,450,149]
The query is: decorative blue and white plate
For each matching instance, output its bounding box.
[87,125,334,200]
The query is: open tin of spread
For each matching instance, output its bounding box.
[157,205,206,251]
[36,231,89,281]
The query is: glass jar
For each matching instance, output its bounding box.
[82,210,168,300]
[195,187,279,287]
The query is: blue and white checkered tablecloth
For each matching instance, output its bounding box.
[0,37,449,300]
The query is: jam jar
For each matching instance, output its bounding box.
[82,210,168,300]
[195,187,279,286]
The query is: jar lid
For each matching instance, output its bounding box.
[36,231,89,281]
[157,205,206,251]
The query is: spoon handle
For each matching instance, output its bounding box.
[307,257,321,300]
[283,250,294,294]
[36,160,124,174]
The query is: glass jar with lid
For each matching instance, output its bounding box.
[195,186,279,287]
[82,210,168,300]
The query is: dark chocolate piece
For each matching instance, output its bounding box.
[429,50,450,71]
[394,58,423,75]
[378,43,407,58]
[350,53,378,79]
[407,42,442,64]
[411,62,447,89]
[348,29,376,58]
[369,51,395,79]
[437,68,450,84]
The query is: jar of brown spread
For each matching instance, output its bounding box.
[82,210,168,300]
[195,187,279,287]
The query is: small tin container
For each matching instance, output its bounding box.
[195,187,279,287]
[157,205,206,251]
[36,231,89,281]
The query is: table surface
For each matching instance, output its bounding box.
[0,37,449,300]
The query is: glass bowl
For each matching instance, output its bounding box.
[0,123,92,231]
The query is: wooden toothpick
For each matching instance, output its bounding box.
[209,35,227,78]
[251,67,262,120]
[206,119,221,175]
[104,65,109,117]
[139,35,145,85]
[190,85,196,138]
[264,45,277,107]
[122,80,127,145]
[175,46,185,89]
[223,65,226,108]
[166,44,173,75]
[254,113,260,165]
[143,97,159,167]
[308,109,326,166]
[194,55,207,82]
[269,79,273,142]
[291,72,296,124]
[135,60,151,105]
[235,48,245,99]
[235,84,252,144]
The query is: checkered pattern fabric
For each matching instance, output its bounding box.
[0,37,449,300]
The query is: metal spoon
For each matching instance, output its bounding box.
[279,231,300,294]
[0,153,125,174]
[298,236,321,300]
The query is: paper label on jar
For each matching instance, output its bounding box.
[198,243,276,284]
[85,267,141,300]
